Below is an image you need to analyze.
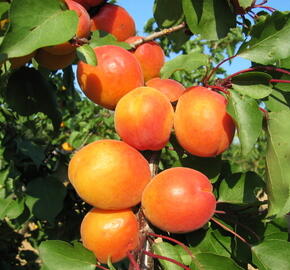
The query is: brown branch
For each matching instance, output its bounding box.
[129,150,161,270]
[130,22,187,48]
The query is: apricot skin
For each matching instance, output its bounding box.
[125,36,165,82]
[44,0,91,55]
[9,51,36,69]
[146,77,185,102]
[68,139,151,210]
[81,208,139,264]
[77,45,144,110]
[174,86,235,157]
[142,167,216,233]
[91,4,136,41]
[114,87,174,151]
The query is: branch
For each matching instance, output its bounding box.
[129,150,161,270]
[130,22,187,48]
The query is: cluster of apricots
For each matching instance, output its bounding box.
[63,1,236,265]
[7,0,236,265]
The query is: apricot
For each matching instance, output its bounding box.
[114,87,174,151]
[142,167,216,233]
[81,208,139,264]
[35,49,76,70]
[9,51,36,69]
[91,4,136,41]
[125,36,165,82]
[68,139,151,209]
[74,0,104,10]
[77,45,144,110]
[174,86,235,157]
[146,77,185,102]
[44,0,91,55]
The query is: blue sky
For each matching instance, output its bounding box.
[117,0,290,74]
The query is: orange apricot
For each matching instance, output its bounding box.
[35,49,76,70]
[81,208,139,264]
[68,139,151,209]
[125,36,165,82]
[91,4,136,41]
[77,45,144,110]
[174,86,235,157]
[146,77,185,102]
[142,167,216,233]
[9,51,36,69]
[114,87,174,151]
[44,0,91,55]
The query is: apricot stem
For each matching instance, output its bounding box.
[207,85,229,95]
[130,22,187,48]
[143,250,191,270]
[211,217,251,247]
[214,210,226,214]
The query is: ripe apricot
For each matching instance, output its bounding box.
[91,4,135,41]
[77,45,144,110]
[74,0,104,10]
[114,87,174,151]
[68,139,151,209]
[174,86,235,157]
[9,51,36,69]
[146,77,185,102]
[35,49,76,70]
[142,167,216,233]
[125,36,165,82]
[44,0,91,55]
[81,208,139,264]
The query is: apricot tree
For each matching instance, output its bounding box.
[0,0,290,270]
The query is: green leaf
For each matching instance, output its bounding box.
[238,12,290,65]
[238,0,254,9]
[4,67,62,130]
[182,0,236,40]
[26,177,66,224]
[231,72,273,99]
[190,253,244,270]
[252,239,290,270]
[0,2,9,18]
[0,167,9,186]
[39,240,96,270]
[186,228,232,258]
[266,110,290,218]
[227,91,263,155]
[0,0,78,58]
[89,31,131,50]
[154,0,184,28]
[0,195,25,219]
[16,138,45,168]
[161,51,208,79]
[152,242,184,270]
[76,44,97,66]
[264,218,289,241]
[218,172,265,204]
[264,89,290,112]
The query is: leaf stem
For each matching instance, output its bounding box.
[211,217,251,248]
[96,264,110,270]
[143,250,191,270]
[270,79,290,84]
[203,55,237,85]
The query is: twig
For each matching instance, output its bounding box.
[130,22,187,48]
